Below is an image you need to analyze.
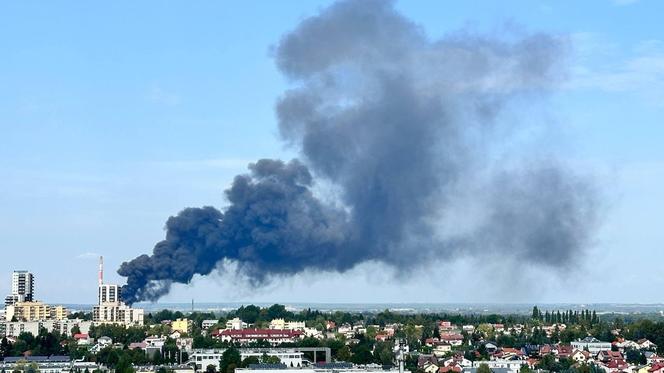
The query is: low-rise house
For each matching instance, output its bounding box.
[418,354,438,369]
[615,340,641,351]
[645,352,664,364]
[433,343,452,357]
[494,348,523,360]
[74,333,93,346]
[439,365,462,373]
[604,358,629,372]
[440,334,464,347]
[90,336,114,353]
[213,329,303,345]
[639,339,658,350]
[539,345,553,356]
[649,363,664,373]
[571,349,590,363]
[557,345,574,359]
[226,317,247,330]
[353,325,367,335]
[422,361,439,373]
[384,324,399,337]
[484,342,498,355]
[201,320,218,330]
[462,325,475,333]
[97,336,112,347]
[304,327,323,339]
[597,350,623,363]
[522,345,541,357]
[375,333,390,342]
[442,354,472,368]
[338,324,353,335]
[572,337,612,354]
[129,342,148,350]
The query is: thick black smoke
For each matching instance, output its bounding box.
[118,0,598,303]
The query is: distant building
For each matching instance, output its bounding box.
[202,320,218,330]
[5,270,35,307]
[0,319,92,338]
[172,318,194,334]
[189,349,305,371]
[235,365,408,373]
[226,317,248,330]
[0,356,98,373]
[269,319,306,331]
[98,283,122,304]
[571,336,612,353]
[5,301,69,322]
[92,256,144,326]
[212,329,303,345]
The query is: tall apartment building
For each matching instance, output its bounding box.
[92,257,144,326]
[4,271,34,307]
[98,284,121,304]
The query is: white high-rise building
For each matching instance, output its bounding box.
[5,271,34,307]
[92,257,144,326]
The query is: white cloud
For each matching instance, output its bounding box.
[567,34,664,105]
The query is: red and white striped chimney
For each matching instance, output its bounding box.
[98,255,104,286]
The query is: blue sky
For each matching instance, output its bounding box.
[1,0,663,305]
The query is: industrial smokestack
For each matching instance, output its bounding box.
[99,256,104,287]
[117,0,600,304]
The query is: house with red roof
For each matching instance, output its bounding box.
[440,333,464,346]
[649,363,664,373]
[439,364,462,373]
[73,333,92,346]
[375,333,390,342]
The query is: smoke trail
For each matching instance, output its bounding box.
[118,0,598,303]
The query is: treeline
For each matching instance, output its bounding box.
[0,329,66,357]
[531,306,600,326]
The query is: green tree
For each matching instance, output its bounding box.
[625,349,647,365]
[115,355,135,373]
[220,348,242,373]
[240,357,259,368]
[477,363,491,373]
[350,345,374,365]
[336,346,352,362]
[532,306,540,320]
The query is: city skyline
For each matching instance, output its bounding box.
[1,0,664,304]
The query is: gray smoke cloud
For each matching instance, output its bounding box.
[118,0,599,303]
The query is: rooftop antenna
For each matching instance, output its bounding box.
[98,256,104,286]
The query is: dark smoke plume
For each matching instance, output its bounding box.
[118,0,598,303]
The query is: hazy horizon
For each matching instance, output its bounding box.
[1,0,663,304]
